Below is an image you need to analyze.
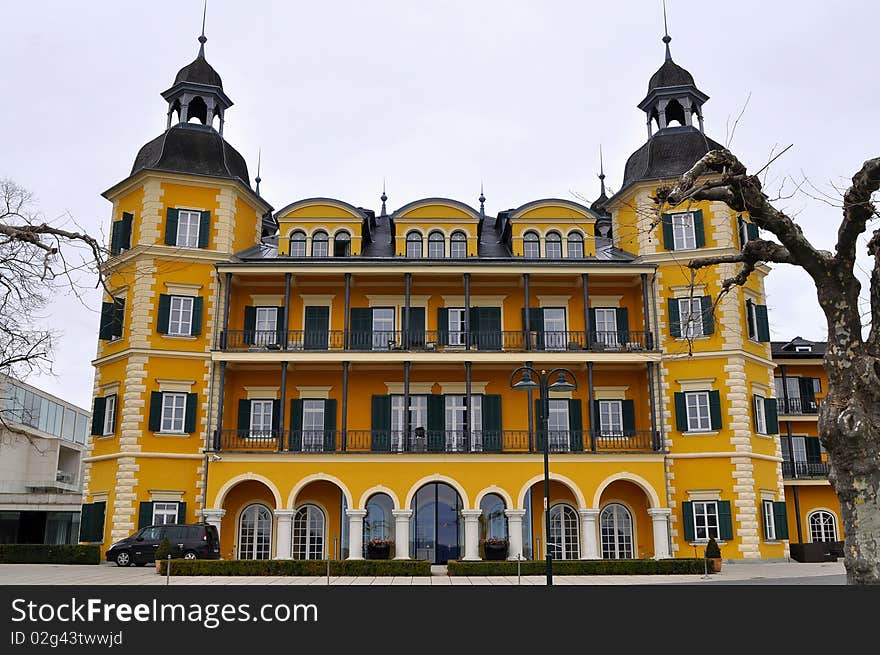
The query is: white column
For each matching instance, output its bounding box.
[202,509,225,539]
[461,509,482,561]
[392,509,413,559]
[274,509,296,559]
[505,509,526,560]
[648,508,672,559]
[579,509,600,559]
[346,509,367,560]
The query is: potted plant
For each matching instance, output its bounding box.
[366,538,393,560]
[481,537,509,561]
[155,536,172,573]
[704,537,722,573]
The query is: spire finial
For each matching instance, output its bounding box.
[255,148,262,196]
[479,182,486,218]
[662,0,672,61]
[380,179,388,216]
[598,145,606,198]
[198,1,208,57]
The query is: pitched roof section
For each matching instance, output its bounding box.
[621,126,723,191]
[771,336,827,358]
[647,59,695,92]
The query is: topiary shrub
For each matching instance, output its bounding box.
[155,537,172,561]
[704,537,721,559]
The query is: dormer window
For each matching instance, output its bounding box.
[523,231,540,258]
[334,231,351,257]
[567,232,584,259]
[312,231,329,257]
[450,231,467,258]
[428,231,445,258]
[290,231,307,257]
[406,232,423,258]
[795,346,812,353]
[545,232,562,259]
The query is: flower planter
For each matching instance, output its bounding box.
[483,543,509,561]
[367,544,391,560]
[709,557,722,573]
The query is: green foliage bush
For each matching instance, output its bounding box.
[0,544,101,564]
[704,537,721,559]
[447,558,709,576]
[159,558,432,576]
[154,537,172,562]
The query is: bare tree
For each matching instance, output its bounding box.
[0,178,106,437]
[656,150,880,585]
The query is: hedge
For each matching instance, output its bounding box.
[0,544,101,565]
[447,558,710,576]
[158,558,432,576]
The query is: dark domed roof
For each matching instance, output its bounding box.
[174,54,223,88]
[622,126,723,189]
[131,123,248,183]
[648,59,694,92]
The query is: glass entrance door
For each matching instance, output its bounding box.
[412,482,462,564]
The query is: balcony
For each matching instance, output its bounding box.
[216,329,656,354]
[778,397,820,415]
[213,429,661,454]
[782,460,830,479]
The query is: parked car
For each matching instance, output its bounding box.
[106,523,220,567]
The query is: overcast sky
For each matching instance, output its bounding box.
[1,0,877,409]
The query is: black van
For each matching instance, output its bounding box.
[106,523,220,566]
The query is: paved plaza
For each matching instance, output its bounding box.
[0,560,846,585]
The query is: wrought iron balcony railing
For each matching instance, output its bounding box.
[777,397,820,415]
[781,459,830,478]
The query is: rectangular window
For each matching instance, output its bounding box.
[168,296,194,336]
[685,392,711,432]
[598,400,623,436]
[391,395,427,452]
[754,395,767,434]
[672,213,696,250]
[450,237,467,259]
[161,393,187,433]
[176,210,200,248]
[448,308,466,346]
[693,500,719,540]
[102,395,117,436]
[594,307,617,347]
[301,399,325,452]
[678,298,704,338]
[548,398,570,452]
[255,307,278,346]
[249,399,273,438]
[763,500,776,541]
[372,307,395,350]
[791,436,807,464]
[153,502,179,526]
[747,301,759,341]
[444,395,483,452]
[543,307,566,351]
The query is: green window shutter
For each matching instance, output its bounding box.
[243,306,256,345]
[700,296,714,335]
[79,502,106,543]
[568,399,583,452]
[681,501,695,541]
[718,500,733,541]
[271,400,281,433]
[111,298,125,339]
[748,222,759,241]
[190,297,203,336]
[121,212,133,250]
[737,216,745,247]
[370,395,391,452]
[304,306,330,350]
[773,502,789,540]
[805,437,822,464]
[592,400,601,433]
[237,399,250,434]
[622,399,636,436]
[523,307,544,350]
[148,391,163,432]
[275,306,285,336]
[138,501,154,529]
[164,208,179,245]
[709,390,723,430]
[177,502,187,524]
[437,308,449,345]
[616,307,629,344]
[534,399,546,451]
[157,295,171,334]
[408,306,426,347]
[110,221,123,256]
[98,302,115,340]
[765,398,779,434]
[426,394,445,433]
[667,298,681,338]
[481,394,502,452]
[198,211,210,248]
[184,392,198,433]
[661,214,674,250]
[745,299,755,340]
[587,308,596,335]
[90,396,107,436]
[480,307,502,350]
[350,308,373,350]
[323,399,337,452]
[289,399,304,451]
[674,392,688,432]
[693,209,706,248]
[756,304,771,342]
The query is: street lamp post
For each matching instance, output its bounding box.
[510,365,578,586]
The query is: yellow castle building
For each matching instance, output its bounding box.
[81,27,811,564]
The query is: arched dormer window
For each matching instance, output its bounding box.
[567,232,584,259]
[312,231,329,257]
[545,232,562,259]
[290,230,307,257]
[406,231,423,258]
[450,231,467,258]
[523,231,540,258]
[334,231,351,257]
[428,231,445,258]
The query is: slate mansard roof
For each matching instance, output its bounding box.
[621,126,723,190]
[771,337,827,359]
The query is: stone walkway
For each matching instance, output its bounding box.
[0,560,846,585]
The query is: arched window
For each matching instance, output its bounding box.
[293,504,325,559]
[364,493,395,554]
[311,231,329,257]
[406,231,423,258]
[567,232,584,259]
[450,231,467,258]
[600,503,634,559]
[238,503,272,560]
[549,504,579,560]
[545,232,562,259]
[428,231,445,258]
[290,230,307,257]
[333,231,351,257]
[479,494,508,541]
[808,510,838,543]
[523,231,540,258]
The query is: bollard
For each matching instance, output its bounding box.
[326,558,331,586]
[517,553,521,586]
[166,555,171,586]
